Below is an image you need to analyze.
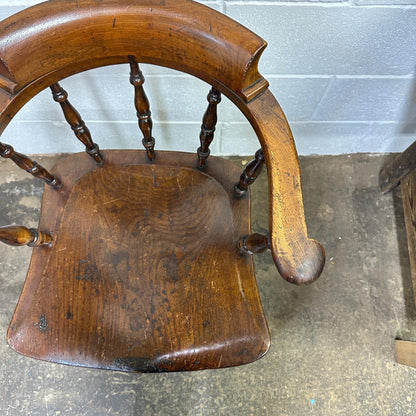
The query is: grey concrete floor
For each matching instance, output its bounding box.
[0,153,415,415]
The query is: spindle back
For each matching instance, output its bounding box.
[0,0,268,136]
[0,0,326,373]
[0,0,325,285]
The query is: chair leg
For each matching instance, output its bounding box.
[0,142,62,188]
[129,56,155,162]
[50,83,104,166]
[197,87,221,169]
[233,149,265,198]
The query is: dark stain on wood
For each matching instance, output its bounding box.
[0,0,325,371]
[7,151,270,371]
[38,315,48,331]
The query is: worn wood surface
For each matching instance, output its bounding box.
[395,340,416,368]
[0,0,326,373]
[0,0,324,285]
[243,90,325,284]
[400,170,416,305]
[0,0,268,129]
[1,154,415,414]
[7,150,270,372]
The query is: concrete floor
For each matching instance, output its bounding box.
[0,153,415,415]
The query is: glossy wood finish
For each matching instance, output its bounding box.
[234,148,265,198]
[0,142,62,188]
[197,88,221,169]
[0,0,324,285]
[0,225,52,247]
[7,150,270,372]
[0,0,326,371]
[129,56,155,161]
[50,83,104,165]
[0,0,268,131]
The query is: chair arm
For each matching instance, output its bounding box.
[246,90,325,284]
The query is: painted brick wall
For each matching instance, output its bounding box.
[0,0,415,155]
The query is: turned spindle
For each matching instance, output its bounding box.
[237,233,270,255]
[197,87,221,169]
[129,56,155,161]
[0,142,62,188]
[50,83,104,165]
[233,149,265,198]
[0,225,52,247]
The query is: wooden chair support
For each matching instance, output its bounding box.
[50,83,104,165]
[0,142,62,188]
[129,56,155,161]
[234,148,265,198]
[0,225,52,247]
[238,233,270,255]
[197,87,221,169]
[0,0,325,372]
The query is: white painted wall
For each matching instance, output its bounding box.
[0,0,415,155]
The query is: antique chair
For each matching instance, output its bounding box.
[0,0,325,372]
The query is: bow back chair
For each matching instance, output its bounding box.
[0,0,325,372]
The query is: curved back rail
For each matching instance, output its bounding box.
[0,0,324,284]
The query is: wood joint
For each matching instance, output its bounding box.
[0,142,62,189]
[238,233,270,255]
[233,149,265,198]
[0,225,52,247]
[50,83,104,166]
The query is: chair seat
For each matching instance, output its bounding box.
[7,150,270,372]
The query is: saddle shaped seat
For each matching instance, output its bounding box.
[0,0,325,372]
[10,150,269,371]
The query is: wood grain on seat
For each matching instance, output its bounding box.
[8,151,270,371]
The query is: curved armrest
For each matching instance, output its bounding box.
[246,90,325,284]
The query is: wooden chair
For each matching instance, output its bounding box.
[0,0,325,372]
